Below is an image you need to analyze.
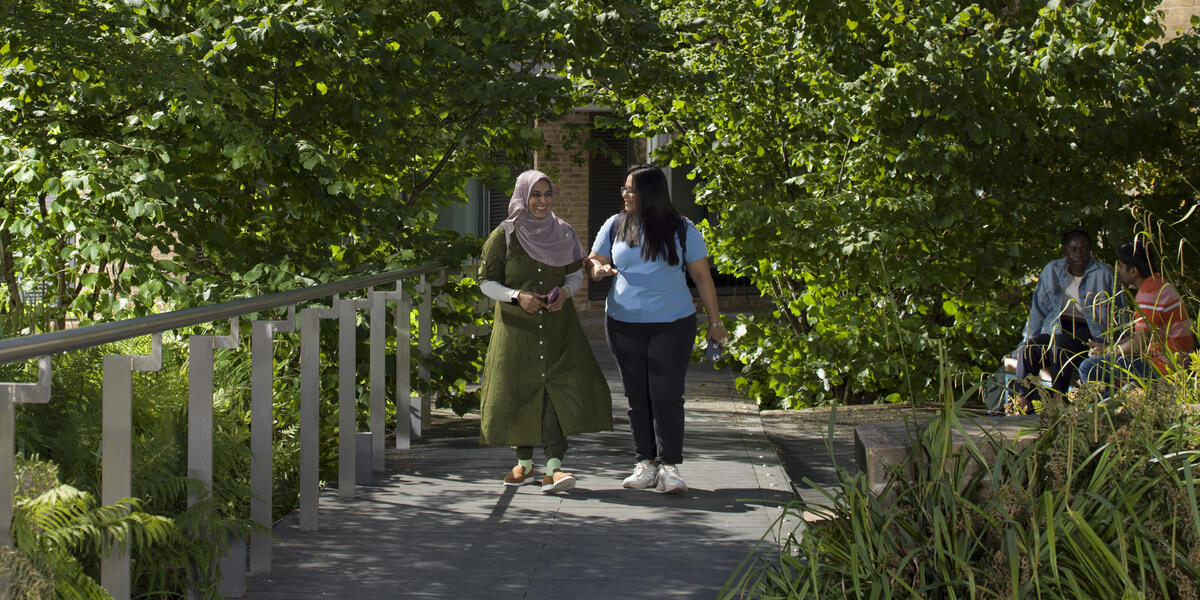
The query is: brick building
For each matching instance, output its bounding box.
[1161,0,1199,38]
[441,108,740,312]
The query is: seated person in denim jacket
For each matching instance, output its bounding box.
[1012,229,1125,412]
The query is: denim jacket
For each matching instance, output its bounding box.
[1019,257,1126,348]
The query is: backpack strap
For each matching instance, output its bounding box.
[677,217,689,269]
[606,211,621,248]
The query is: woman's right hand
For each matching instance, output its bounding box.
[515,291,546,314]
[588,258,618,281]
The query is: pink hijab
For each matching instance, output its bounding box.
[500,170,585,267]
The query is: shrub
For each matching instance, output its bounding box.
[727,372,1200,599]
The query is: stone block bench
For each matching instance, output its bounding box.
[854,413,1041,496]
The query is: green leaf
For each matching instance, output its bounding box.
[315,82,328,95]
[242,263,265,283]
[942,300,959,317]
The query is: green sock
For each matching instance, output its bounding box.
[518,459,533,472]
[546,458,562,473]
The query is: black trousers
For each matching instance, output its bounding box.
[1017,316,1091,396]
[605,314,695,465]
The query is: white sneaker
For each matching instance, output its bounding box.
[656,463,687,494]
[622,460,659,489]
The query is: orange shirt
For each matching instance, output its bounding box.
[1134,275,1194,372]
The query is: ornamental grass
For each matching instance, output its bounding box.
[726,359,1200,600]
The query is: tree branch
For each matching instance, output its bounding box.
[767,277,807,339]
[405,51,547,204]
[406,103,489,203]
[85,260,110,322]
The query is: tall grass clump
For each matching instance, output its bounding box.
[726,360,1200,599]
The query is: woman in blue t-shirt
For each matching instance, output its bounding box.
[586,164,728,494]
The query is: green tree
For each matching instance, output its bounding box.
[573,0,1200,407]
[0,0,600,333]
[0,2,639,595]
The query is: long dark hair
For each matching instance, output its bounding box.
[615,164,682,266]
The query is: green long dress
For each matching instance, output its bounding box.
[478,226,612,446]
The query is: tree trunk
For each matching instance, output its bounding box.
[0,228,24,336]
[54,261,67,331]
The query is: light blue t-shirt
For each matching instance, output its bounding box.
[591,214,708,323]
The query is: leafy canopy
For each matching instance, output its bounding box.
[570,0,1200,406]
[0,0,603,332]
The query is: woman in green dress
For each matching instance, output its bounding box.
[477,169,612,493]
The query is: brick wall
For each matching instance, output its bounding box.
[533,111,767,314]
[536,110,601,310]
[1161,0,1199,38]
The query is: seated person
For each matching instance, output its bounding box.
[1079,239,1194,398]
[1011,229,1124,413]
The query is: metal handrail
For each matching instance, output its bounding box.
[0,260,480,599]
[0,263,446,364]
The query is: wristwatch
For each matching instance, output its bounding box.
[510,292,521,306]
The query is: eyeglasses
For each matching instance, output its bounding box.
[619,186,635,196]
[529,191,553,200]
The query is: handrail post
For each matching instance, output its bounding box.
[337,296,371,500]
[393,282,412,450]
[188,318,240,507]
[187,319,240,597]
[0,356,52,546]
[370,286,403,469]
[299,302,337,532]
[102,334,162,600]
[416,275,432,438]
[250,306,294,575]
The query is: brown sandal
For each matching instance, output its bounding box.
[503,465,535,486]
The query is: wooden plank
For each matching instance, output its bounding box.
[244,316,795,600]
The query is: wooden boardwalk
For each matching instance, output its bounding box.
[243,317,797,599]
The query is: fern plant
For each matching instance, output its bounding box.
[12,336,259,598]
[3,455,174,599]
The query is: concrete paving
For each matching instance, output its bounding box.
[243,315,797,599]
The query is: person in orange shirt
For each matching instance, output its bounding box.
[1079,239,1194,398]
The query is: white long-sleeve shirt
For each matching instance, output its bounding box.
[479,269,583,303]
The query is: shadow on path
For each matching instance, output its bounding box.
[244,313,796,599]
